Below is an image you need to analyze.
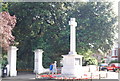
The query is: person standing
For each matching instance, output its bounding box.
[49,63,53,74]
[52,61,57,74]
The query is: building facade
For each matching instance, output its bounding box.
[104,42,119,63]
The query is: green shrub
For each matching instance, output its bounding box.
[1,56,8,68]
[87,58,98,65]
[110,60,120,63]
[17,60,34,70]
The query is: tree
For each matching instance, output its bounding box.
[8,2,72,68]
[68,2,117,52]
[69,2,117,64]
[0,11,16,50]
[8,2,117,68]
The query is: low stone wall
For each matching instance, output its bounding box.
[82,65,98,72]
[82,66,89,72]
[43,65,99,74]
[43,68,49,73]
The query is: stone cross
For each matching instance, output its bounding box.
[61,18,83,77]
[69,18,77,55]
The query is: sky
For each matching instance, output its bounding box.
[112,1,119,15]
[111,0,119,48]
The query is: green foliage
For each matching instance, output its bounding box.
[81,49,98,65]
[0,3,2,12]
[17,60,33,69]
[1,3,8,12]
[101,60,105,63]
[110,60,120,63]
[7,2,117,69]
[71,2,117,53]
[87,58,98,65]
[0,53,8,67]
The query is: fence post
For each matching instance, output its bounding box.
[99,72,101,79]
[106,72,108,78]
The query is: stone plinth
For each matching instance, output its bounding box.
[61,54,83,78]
[7,46,18,76]
[34,49,44,74]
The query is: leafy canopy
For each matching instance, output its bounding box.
[8,2,117,68]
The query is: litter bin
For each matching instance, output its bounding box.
[2,66,7,78]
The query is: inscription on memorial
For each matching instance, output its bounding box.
[75,58,80,65]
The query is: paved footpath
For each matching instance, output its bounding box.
[1,72,56,81]
[1,72,36,81]
[1,71,120,81]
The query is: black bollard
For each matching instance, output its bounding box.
[2,66,7,78]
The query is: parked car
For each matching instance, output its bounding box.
[99,63,108,71]
[105,63,120,72]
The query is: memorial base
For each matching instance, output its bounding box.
[61,54,83,78]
